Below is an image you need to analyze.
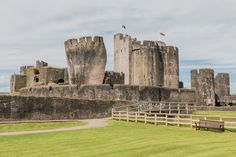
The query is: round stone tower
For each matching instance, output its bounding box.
[64,36,107,85]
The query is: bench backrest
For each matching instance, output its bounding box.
[199,119,224,128]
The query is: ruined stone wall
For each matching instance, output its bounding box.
[19,85,196,103]
[10,74,27,93]
[20,66,34,75]
[26,67,39,87]
[39,67,68,85]
[131,41,164,86]
[114,34,132,84]
[0,95,130,120]
[103,71,124,85]
[65,36,107,85]
[191,69,215,106]
[161,46,179,88]
[215,73,230,98]
[36,60,48,69]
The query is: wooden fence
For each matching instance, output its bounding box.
[112,110,236,129]
[113,101,229,114]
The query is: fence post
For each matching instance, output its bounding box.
[135,112,138,123]
[220,116,222,121]
[155,114,157,126]
[165,114,168,126]
[177,114,180,127]
[112,108,114,119]
[145,113,147,125]
[119,112,121,121]
[169,103,171,114]
[159,103,162,113]
[190,114,193,128]
[178,104,180,114]
[186,104,189,114]
[127,110,129,122]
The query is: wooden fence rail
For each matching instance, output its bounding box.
[112,110,236,129]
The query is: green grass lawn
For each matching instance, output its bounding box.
[193,111,236,117]
[0,121,84,133]
[0,120,236,157]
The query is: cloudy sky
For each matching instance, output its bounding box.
[0,0,236,93]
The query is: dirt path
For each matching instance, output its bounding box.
[0,119,108,136]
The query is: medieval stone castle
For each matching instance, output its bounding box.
[9,33,236,107]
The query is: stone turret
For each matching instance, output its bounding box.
[191,69,215,106]
[215,73,230,97]
[160,46,179,88]
[114,34,132,84]
[65,36,107,85]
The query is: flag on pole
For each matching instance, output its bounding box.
[160,32,166,36]
[122,25,126,29]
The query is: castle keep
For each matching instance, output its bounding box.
[2,32,236,120]
[114,34,179,88]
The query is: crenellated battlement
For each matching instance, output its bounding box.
[79,36,104,43]
[65,36,104,51]
[114,33,131,41]
[64,39,78,51]
[198,68,214,75]
[132,40,158,50]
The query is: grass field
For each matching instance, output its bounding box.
[193,111,236,117]
[0,121,84,133]
[0,120,236,157]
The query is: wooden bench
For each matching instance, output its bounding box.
[195,119,224,132]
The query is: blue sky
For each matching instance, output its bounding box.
[0,0,236,93]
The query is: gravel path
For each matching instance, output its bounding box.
[0,119,107,136]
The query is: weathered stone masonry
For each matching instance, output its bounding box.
[114,33,179,88]
[191,69,235,106]
[65,36,107,85]
[7,32,236,121]
[19,85,196,103]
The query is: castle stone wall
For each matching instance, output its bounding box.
[25,67,39,87]
[65,36,107,85]
[39,67,68,85]
[19,84,196,103]
[103,71,124,85]
[10,74,27,93]
[0,95,130,120]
